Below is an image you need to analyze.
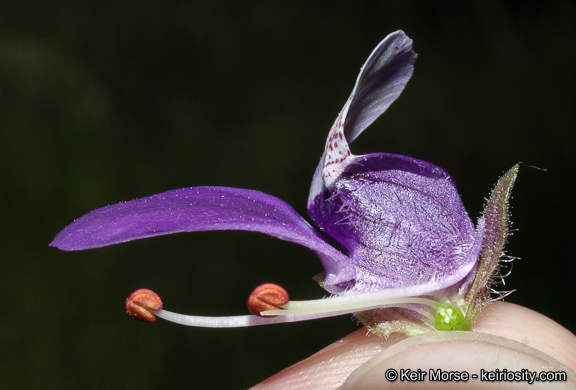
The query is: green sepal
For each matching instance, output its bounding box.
[461,164,519,327]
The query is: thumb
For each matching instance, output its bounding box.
[252,302,576,389]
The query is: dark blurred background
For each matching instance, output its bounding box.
[1,1,574,388]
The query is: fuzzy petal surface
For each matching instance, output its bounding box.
[50,186,356,289]
[309,153,477,292]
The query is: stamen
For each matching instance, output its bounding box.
[124,287,465,330]
[247,283,289,316]
[125,288,163,322]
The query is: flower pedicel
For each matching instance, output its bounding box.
[51,30,518,336]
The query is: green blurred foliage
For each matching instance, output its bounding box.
[0,1,574,388]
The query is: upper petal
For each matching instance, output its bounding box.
[344,30,417,143]
[50,186,356,290]
[309,31,417,202]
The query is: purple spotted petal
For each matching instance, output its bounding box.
[308,153,478,292]
[308,30,417,202]
[50,186,356,290]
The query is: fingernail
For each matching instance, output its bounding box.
[342,331,576,389]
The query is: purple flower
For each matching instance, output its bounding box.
[51,31,518,335]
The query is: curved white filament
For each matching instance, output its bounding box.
[151,309,343,328]
[150,294,442,328]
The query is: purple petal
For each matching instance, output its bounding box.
[50,186,356,290]
[308,153,478,292]
[308,31,417,203]
[344,30,417,143]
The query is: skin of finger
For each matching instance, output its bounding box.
[341,331,576,390]
[472,302,576,370]
[250,330,408,390]
[251,302,576,389]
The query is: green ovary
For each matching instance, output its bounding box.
[435,303,466,331]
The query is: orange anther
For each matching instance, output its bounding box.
[247,283,289,317]
[125,288,163,322]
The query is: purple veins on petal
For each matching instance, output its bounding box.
[304,30,481,296]
[309,153,479,292]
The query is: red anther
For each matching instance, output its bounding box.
[247,283,289,317]
[125,288,163,322]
